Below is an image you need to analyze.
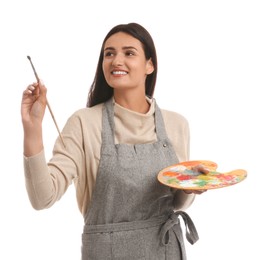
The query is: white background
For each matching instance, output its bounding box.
[0,0,265,259]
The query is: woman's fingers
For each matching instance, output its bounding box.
[21,80,47,122]
[184,189,207,195]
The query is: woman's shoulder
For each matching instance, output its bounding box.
[64,103,104,130]
[160,108,189,126]
[71,103,104,120]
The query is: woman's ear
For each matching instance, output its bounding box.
[146,58,154,75]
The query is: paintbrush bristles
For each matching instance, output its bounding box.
[27,55,40,82]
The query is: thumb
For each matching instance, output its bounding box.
[192,164,210,175]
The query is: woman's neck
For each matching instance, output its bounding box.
[114,91,150,114]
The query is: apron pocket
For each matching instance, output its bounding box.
[112,229,146,259]
[82,232,112,260]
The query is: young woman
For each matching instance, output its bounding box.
[21,22,205,259]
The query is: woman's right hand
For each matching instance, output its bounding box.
[21,80,47,128]
[21,80,47,156]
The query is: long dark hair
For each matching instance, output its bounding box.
[87,23,158,107]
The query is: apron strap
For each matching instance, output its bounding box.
[154,102,169,141]
[160,211,199,245]
[102,98,115,146]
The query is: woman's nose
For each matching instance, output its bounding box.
[112,53,124,66]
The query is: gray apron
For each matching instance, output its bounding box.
[82,99,199,259]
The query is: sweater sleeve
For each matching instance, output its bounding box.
[24,150,55,210]
[173,189,195,210]
[23,112,85,210]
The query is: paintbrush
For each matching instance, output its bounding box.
[27,55,66,148]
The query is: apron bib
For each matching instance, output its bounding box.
[82,99,198,259]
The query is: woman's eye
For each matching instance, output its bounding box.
[104,52,114,57]
[126,51,135,56]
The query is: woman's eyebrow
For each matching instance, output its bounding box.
[104,46,138,52]
[104,47,115,52]
[122,46,138,51]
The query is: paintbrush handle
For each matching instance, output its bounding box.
[46,100,66,147]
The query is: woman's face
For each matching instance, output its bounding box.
[102,32,154,93]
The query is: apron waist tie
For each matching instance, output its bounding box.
[84,211,199,244]
[83,215,168,234]
[160,211,199,260]
[160,210,199,245]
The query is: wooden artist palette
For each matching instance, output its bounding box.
[158,160,247,190]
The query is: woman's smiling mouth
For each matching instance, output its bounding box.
[111,70,128,75]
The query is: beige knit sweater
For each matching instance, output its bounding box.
[24,98,195,217]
